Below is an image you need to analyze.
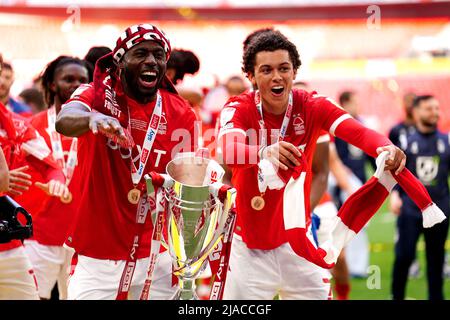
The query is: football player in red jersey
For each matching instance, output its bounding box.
[56,24,197,300]
[23,56,89,299]
[218,29,405,299]
[1,53,68,300]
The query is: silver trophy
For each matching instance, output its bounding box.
[145,152,236,300]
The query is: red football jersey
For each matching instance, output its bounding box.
[21,108,80,246]
[0,104,22,251]
[218,89,347,250]
[63,84,197,260]
[1,103,60,252]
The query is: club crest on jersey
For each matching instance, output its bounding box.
[416,156,439,185]
[293,114,305,135]
[157,113,167,135]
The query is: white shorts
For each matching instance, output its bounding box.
[223,236,332,300]
[0,246,39,300]
[24,240,73,299]
[67,250,176,300]
[314,201,339,245]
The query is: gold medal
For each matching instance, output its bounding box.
[60,192,73,204]
[251,195,265,211]
[127,188,141,205]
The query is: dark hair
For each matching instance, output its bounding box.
[242,29,301,75]
[412,94,435,108]
[41,56,87,107]
[243,27,274,52]
[339,91,355,106]
[167,49,200,84]
[2,62,12,72]
[19,88,46,112]
[84,46,112,81]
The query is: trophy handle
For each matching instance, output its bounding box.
[144,173,173,248]
[193,184,237,264]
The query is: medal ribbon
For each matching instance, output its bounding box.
[254,90,293,146]
[116,195,151,300]
[208,209,237,300]
[47,107,66,171]
[129,92,162,188]
[254,90,293,194]
[47,107,78,185]
[116,93,163,300]
[139,187,165,300]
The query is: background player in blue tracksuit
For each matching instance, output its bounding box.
[391,95,450,300]
[388,92,417,150]
[333,91,375,277]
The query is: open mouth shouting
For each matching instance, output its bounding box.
[139,70,158,88]
[271,85,285,97]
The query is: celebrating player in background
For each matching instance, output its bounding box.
[218,29,406,300]
[56,24,197,300]
[391,95,450,300]
[23,56,89,300]
[83,46,112,82]
[1,52,69,300]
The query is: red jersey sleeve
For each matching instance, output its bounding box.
[217,95,259,168]
[64,83,94,111]
[308,92,391,158]
[217,96,250,140]
[306,93,348,133]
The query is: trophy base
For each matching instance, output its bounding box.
[170,279,200,300]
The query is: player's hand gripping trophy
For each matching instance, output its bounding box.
[145,151,236,300]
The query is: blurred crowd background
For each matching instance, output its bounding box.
[1,0,450,134]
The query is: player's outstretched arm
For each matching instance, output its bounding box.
[56,102,127,144]
[333,117,406,175]
[55,102,93,137]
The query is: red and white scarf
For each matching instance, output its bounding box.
[261,151,447,269]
